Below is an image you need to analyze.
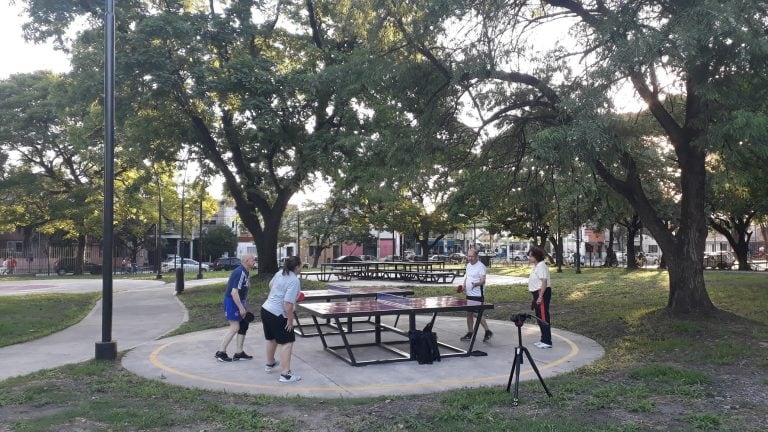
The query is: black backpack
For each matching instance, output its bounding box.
[409,315,441,364]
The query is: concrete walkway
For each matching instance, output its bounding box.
[1,275,605,399]
[0,277,224,381]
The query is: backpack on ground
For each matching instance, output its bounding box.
[408,315,441,364]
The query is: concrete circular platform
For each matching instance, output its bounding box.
[122,316,604,398]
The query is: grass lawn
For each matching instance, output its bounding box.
[1,269,766,431]
[0,292,100,347]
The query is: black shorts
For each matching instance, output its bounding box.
[467,295,484,303]
[260,307,295,344]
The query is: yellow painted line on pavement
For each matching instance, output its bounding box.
[147,328,582,393]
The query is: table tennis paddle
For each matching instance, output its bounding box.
[456,284,464,293]
[296,291,305,302]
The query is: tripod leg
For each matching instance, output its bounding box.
[512,353,523,406]
[522,347,553,397]
[506,348,521,392]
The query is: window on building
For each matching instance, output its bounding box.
[648,245,658,254]
[720,242,728,252]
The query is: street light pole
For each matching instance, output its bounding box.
[575,194,582,274]
[176,162,187,294]
[155,173,162,280]
[96,0,117,361]
[296,206,301,260]
[197,182,203,279]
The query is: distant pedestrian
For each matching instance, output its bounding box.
[458,248,493,342]
[215,254,257,362]
[527,247,553,348]
[0,258,7,275]
[7,257,17,275]
[261,256,303,383]
[121,258,127,273]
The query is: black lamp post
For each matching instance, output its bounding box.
[155,173,163,280]
[175,166,187,294]
[95,0,117,360]
[575,194,582,274]
[296,206,301,261]
[197,182,204,279]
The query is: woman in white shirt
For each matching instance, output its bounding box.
[261,256,303,383]
[527,247,552,348]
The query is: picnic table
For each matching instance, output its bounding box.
[297,294,494,366]
[304,261,460,283]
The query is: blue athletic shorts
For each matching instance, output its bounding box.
[224,296,247,321]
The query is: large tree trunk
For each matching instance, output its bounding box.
[603,224,615,267]
[75,234,86,275]
[639,147,715,314]
[311,243,326,268]
[417,235,430,261]
[665,247,712,313]
[548,234,563,269]
[595,145,716,315]
[626,223,639,270]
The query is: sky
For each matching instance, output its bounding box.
[0,3,70,79]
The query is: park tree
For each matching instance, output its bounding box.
[0,71,105,274]
[378,0,768,315]
[301,198,373,267]
[706,150,768,271]
[202,224,238,263]
[18,0,407,276]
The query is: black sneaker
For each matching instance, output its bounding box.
[233,351,253,361]
[214,351,232,362]
[460,332,473,341]
[483,330,494,342]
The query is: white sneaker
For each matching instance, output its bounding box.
[279,371,301,383]
[537,343,552,349]
[265,360,280,373]
[533,342,545,347]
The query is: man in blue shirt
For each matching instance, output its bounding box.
[215,254,257,362]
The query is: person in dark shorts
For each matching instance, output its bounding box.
[458,249,492,342]
[261,256,303,383]
[527,247,553,348]
[215,254,256,362]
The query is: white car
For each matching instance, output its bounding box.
[161,258,209,273]
[510,251,529,262]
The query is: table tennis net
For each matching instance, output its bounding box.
[327,285,350,293]
[376,293,412,306]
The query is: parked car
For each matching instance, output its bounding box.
[53,257,102,276]
[429,254,448,262]
[358,255,377,261]
[333,255,363,263]
[161,258,210,273]
[381,255,401,262]
[448,252,466,264]
[510,251,529,262]
[403,250,416,261]
[213,257,241,271]
[703,252,736,270]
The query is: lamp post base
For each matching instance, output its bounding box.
[95,341,117,360]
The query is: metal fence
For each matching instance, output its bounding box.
[0,243,145,276]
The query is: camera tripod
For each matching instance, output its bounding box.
[506,314,553,406]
